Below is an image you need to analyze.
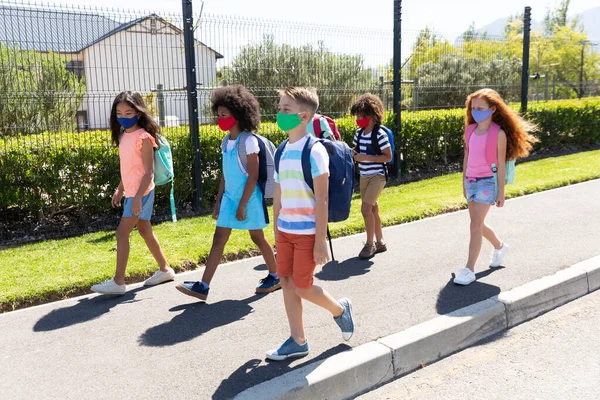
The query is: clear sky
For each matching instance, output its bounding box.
[50,0,598,35]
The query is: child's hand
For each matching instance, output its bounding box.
[496,192,505,208]
[353,153,365,162]
[212,201,220,220]
[313,240,330,265]
[236,204,247,221]
[463,185,467,199]
[132,197,142,216]
[112,190,124,208]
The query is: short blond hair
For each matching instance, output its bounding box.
[278,86,319,117]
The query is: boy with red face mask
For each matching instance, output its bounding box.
[350,94,392,259]
[175,85,280,301]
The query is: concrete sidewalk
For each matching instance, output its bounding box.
[1,180,599,400]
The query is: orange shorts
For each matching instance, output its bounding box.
[276,231,316,289]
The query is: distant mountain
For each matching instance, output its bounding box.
[454,7,600,46]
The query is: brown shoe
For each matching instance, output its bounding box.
[375,241,387,254]
[358,243,376,259]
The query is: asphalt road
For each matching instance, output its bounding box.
[1,180,599,400]
[357,289,600,400]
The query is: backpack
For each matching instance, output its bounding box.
[274,136,355,261]
[465,122,516,198]
[154,134,177,222]
[221,131,277,223]
[313,114,341,141]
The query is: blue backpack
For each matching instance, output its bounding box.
[368,124,396,180]
[274,136,355,261]
[154,134,177,222]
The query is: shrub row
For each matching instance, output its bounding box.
[1,98,598,220]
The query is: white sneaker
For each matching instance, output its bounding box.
[143,268,176,286]
[91,279,126,295]
[453,268,476,286]
[490,243,509,268]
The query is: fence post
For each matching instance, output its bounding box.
[156,83,165,127]
[392,0,402,179]
[182,0,202,210]
[521,6,531,112]
[413,77,419,110]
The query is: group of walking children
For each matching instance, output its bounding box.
[91,85,536,360]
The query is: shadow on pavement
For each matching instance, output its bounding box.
[138,294,263,347]
[33,287,146,332]
[212,343,352,400]
[436,268,505,315]
[314,258,374,281]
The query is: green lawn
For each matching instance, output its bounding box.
[2,150,600,312]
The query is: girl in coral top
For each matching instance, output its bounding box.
[92,91,174,295]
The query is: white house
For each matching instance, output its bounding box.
[0,6,223,129]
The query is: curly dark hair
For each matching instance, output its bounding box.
[350,93,385,125]
[110,91,160,147]
[210,85,261,132]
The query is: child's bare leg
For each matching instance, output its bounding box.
[281,276,306,344]
[294,284,344,317]
[466,202,492,272]
[249,229,277,274]
[373,203,384,242]
[361,202,376,244]
[137,220,169,271]
[201,227,232,285]
[114,217,138,285]
[483,223,502,249]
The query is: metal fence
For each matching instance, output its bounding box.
[0,0,599,244]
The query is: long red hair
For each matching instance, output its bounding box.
[465,89,537,160]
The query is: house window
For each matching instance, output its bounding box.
[66,60,84,79]
[76,111,88,132]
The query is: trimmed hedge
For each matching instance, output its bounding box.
[1,98,599,221]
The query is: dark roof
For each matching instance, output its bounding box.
[0,6,223,58]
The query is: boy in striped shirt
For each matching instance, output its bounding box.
[266,87,355,361]
[351,94,393,259]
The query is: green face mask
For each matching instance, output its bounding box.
[276,112,304,132]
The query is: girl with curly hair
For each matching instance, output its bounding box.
[454,88,537,285]
[176,85,279,301]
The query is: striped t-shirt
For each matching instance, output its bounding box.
[352,128,391,177]
[274,135,329,235]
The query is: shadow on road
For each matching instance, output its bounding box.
[33,287,146,332]
[315,257,374,281]
[138,294,263,347]
[212,343,352,400]
[436,268,505,315]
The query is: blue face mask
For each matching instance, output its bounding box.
[117,115,139,129]
[471,109,492,123]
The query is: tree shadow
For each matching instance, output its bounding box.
[212,343,351,400]
[86,232,115,244]
[314,257,374,281]
[138,294,262,347]
[435,268,505,315]
[33,287,146,332]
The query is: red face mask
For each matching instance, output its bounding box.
[218,116,237,131]
[356,118,370,128]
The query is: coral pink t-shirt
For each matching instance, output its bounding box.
[119,129,158,198]
[466,130,493,178]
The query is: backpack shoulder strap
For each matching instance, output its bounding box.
[301,135,318,192]
[237,131,252,172]
[485,122,501,169]
[274,138,289,174]
[464,124,478,152]
[371,124,383,155]
[221,133,230,153]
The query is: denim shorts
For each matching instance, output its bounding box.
[465,177,496,205]
[123,189,154,220]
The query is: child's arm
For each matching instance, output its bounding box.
[462,150,468,199]
[132,138,155,215]
[496,129,507,207]
[213,174,225,220]
[112,181,125,208]
[355,148,392,163]
[273,183,282,242]
[236,153,259,221]
[313,173,329,265]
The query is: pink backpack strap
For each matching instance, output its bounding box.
[485,122,501,169]
[464,124,477,152]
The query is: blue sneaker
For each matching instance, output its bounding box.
[175,281,209,301]
[334,298,355,341]
[256,274,281,294]
[266,337,309,361]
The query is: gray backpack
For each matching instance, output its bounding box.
[221,131,276,199]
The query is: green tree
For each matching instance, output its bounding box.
[0,43,86,135]
[218,35,375,118]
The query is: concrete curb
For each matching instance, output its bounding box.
[234,256,600,400]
